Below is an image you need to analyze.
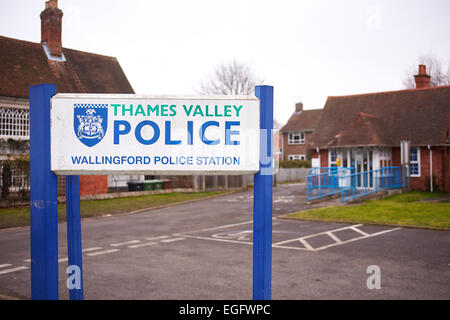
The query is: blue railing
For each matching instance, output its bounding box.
[306,166,408,203]
[306,167,355,201]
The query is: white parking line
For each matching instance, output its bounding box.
[299,238,314,251]
[82,247,103,253]
[110,240,141,247]
[273,225,401,251]
[86,249,119,256]
[161,237,185,243]
[128,242,156,249]
[326,232,342,243]
[146,235,170,241]
[179,220,255,234]
[350,226,369,236]
[0,266,28,275]
[0,264,12,268]
[177,220,402,252]
[314,228,401,251]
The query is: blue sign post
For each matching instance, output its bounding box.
[65,175,84,300]
[253,85,273,300]
[30,84,271,300]
[30,84,59,299]
[30,84,84,300]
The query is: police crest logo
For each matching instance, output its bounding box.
[73,103,108,147]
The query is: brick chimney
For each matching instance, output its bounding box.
[40,0,63,58]
[295,102,303,113]
[414,64,431,89]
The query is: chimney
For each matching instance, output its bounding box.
[414,64,431,89]
[295,102,303,113]
[40,0,63,58]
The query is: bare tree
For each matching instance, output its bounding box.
[403,54,450,88]
[199,60,264,95]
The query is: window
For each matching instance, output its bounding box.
[288,132,304,144]
[288,154,305,160]
[329,150,338,167]
[0,107,29,138]
[409,147,420,177]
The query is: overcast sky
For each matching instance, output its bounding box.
[1,0,449,124]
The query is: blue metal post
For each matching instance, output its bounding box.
[253,85,273,300]
[65,175,84,300]
[29,84,58,300]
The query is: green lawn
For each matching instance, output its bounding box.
[0,191,226,229]
[281,192,450,230]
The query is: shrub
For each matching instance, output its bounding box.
[279,160,311,168]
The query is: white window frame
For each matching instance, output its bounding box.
[288,154,306,160]
[0,107,30,139]
[329,149,338,167]
[288,132,305,144]
[409,147,420,177]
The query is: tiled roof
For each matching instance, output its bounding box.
[0,35,134,98]
[310,86,450,148]
[280,108,323,132]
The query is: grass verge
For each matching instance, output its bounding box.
[0,191,227,230]
[281,192,450,230]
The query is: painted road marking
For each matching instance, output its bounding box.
[24,259,31,263]
[326,231,342,243]
[177,220,401,252]
[128,242,157,249]
[299,238,314,251]
[350,226,369,236]
[161,237,185,243]
[86,249,119,256]
[314,228,401,251]
[0,264,12,268]
[212,231,252,241]
[110,240,141,247]
[146,235,170,241]
[58,257,68,263]
[82,247,103,253]
[0,266,28,275]
[273,224,401,251]
[174,220,257,245]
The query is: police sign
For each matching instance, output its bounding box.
[51,94,260,175]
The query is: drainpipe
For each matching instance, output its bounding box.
[316,148,320,167]
[428,145,433,192]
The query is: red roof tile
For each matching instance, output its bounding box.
[0,35,134,98]
[310,86,450,148]
[280,109,323,132]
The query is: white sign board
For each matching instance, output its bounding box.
[50,94,260,175]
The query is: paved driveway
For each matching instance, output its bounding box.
[0,183,449,299]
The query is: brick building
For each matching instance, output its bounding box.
[309,65,450,193]
[0,0,134,197]
[280,102,322,162]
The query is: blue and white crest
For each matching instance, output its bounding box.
[73,103,108,147]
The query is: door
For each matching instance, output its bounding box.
[352,149,373,189]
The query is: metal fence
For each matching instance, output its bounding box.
[0,162,30,201]
[0,161,66,202]
[306,167,354,201]
[307,166,408,203]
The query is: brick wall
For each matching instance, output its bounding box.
[79,175,108,196]
[443,147,450,193]
[282,132,313,160]
[408,146,447,192]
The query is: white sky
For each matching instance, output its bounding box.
[1,0,449,124]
